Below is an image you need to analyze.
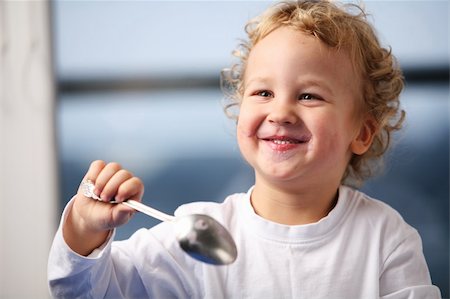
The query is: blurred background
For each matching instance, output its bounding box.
[0,1,448,298]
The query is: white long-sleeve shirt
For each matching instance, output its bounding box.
[48,185,441,298]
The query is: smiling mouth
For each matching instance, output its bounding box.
[259,136,310,152]
[263,136,310,144]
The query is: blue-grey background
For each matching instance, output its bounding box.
[52,1,449,296]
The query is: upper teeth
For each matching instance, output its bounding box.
[273,140,293,145]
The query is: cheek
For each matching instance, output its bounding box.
[311,114,350,150]
[236,117,254,164]
[236,117,250,138]
[236,113,252,153]
[236,103,264,138]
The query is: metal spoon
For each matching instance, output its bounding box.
[81,180,237,265]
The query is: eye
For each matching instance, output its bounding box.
[299,93,321,101]
[256,90,273,97]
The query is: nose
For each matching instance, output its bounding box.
[267,98,299,125]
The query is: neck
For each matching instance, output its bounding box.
[251,177,339,225]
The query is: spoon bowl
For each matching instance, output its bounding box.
[175,214,237,265]
[81,180,237,265]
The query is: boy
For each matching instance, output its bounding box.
[48,1,441,298]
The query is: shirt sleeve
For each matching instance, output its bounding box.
[379,229,441,299]
[47,199,197,299]
[47,199,147,299]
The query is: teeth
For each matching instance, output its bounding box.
[272,139,295,145]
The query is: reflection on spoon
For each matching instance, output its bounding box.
[81,180,237,265]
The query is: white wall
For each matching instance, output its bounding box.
[0,1,57,298]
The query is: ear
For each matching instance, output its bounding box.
[351,116,377,155]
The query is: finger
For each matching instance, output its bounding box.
[94,162,123,199]
[115,177,144,202]
[109,177,144,225]
[79,160,106,196]
[101,169,133,202]
[83,160,106,181]
[111,205,137,227]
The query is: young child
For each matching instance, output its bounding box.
[48,1,441,298]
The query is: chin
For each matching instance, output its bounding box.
[258,165,303,183]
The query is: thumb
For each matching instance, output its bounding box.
[110,204,136,227]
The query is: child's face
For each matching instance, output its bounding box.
[237,27,370,188]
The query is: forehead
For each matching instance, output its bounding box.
[244,27,362,97]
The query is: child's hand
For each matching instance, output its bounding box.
[63,160,144,255]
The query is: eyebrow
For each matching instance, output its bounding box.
[243,77,271,89]
[300,79,334,96]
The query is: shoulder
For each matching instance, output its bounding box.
[342,189,440,295]
[342,185,413,231]
[341,185,422,257]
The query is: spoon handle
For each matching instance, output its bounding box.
[81,180,175,222]
[122,200,175,222]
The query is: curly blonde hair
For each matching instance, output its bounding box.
[221,0,405,184]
